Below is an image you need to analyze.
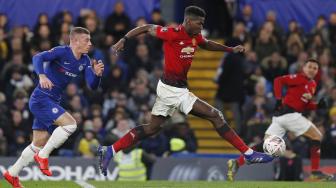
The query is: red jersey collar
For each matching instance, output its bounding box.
[179,24,196,38]
[299,72,314,81]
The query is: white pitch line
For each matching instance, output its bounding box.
[74,180,96,188]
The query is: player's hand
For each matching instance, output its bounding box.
[232,45,245,53]
[39,74,54,90]
[92,59,104,76]
[111,38,126,56]
[302,93,313,100]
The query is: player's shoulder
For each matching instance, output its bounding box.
[48,45,68,54]
[159,25,182,33]
[288,74,299,79]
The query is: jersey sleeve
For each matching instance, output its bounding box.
[196,33,207,45]
[273,74,303,99]
[84,56,101,90]
[32,46,64,74]
[156,26,175,41]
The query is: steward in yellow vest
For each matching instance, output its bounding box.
[114,147,155,181]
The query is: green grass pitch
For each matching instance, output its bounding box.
[0,180,335,188]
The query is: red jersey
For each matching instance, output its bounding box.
[274,73,317,112]
[156,25,207,85]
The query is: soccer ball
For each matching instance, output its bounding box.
[263,135,286,157]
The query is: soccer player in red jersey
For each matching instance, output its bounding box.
[98,6,273,176]
[227,59,334,181]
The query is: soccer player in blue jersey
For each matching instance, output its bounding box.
[3,27,104,188]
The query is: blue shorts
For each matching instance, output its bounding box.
[29,91,66,134]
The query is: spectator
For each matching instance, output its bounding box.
[243,81,274,142]
[127,79,155,114]
[0,128,7,155]
[311,15,329,46]
[84,15,104,47]
[265,10,283,42]
[0,28,9,64]
[236,4,256,33]
[104,1,131,41]
[322,107,336,158]
[114,144,155,181]
[255,26,280,62]
[141,131,169,157]
[261,52,288,82]
[289,51,308,74]
[12,89,32,123]
[102,65,127,92]
[150,9,165,26]
[328,12,336,57]
[31,24,54,49]
[78,125,99,158]
[33,13,50,34]
[0,13,9,32]
[307,34,326,58]
[92,116,106,142]
[215,30,245,134]
[55,22,71,46]
[165,112,198,153]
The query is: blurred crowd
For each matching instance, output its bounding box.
[0,2,197,160]
[216,5,336,160]
[0,2,335,164]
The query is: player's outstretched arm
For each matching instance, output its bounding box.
[112,24,158,55]
[199,40,245,53]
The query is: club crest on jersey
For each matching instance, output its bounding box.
[179,41,184,45]
[52,108,59,114]
[181,46,195,54]
[79,65,84,71]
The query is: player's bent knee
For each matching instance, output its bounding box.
[61,124,77,135]
[55,112,77,126]
[211,110,227,127]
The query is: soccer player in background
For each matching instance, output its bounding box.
[3,27,104,188]
[227,59,334,181]
[98,5,273,176]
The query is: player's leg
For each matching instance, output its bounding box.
[98,114,167,176]
[4,130,49,188]
[303,124,334,181]
[34,111,77,176]
[228,116,285,181]
[190,99,273,163]
[190,99,249,152]
[113,115,167,153]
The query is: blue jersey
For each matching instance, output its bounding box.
[29,46,101,134]
[32,45,101,101]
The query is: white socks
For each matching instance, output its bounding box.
[38,124,77,158]
[244,148,254,155]
[8,144,42,176]
[111,145,116,155]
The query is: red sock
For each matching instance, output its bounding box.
[221,129,249,153]
[237,155,245,166]
[112,129,139,153]
[310,144,320,171]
